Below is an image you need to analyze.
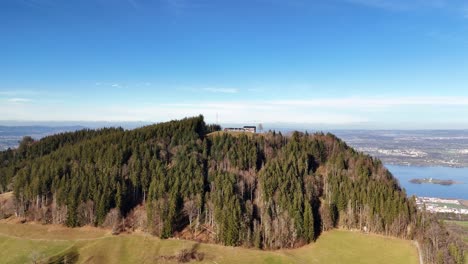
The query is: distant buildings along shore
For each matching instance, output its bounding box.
[416,196,468,215]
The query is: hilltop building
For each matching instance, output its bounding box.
[224,126,256,133]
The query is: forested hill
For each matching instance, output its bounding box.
[0,116,464,263]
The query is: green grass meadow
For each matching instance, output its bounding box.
[0,223,419,264]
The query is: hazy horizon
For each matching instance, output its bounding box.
[2,119,468,131]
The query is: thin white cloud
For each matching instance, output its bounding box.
[0,90,40,96]
[95,82,123,88]
[7,98,32,103]
[164,0,191,12]
[154,96,468,124]
[127,0,139,10]
[271,96,468,108]
[96,82,154,88]
[344,0,409,10]
[203,88,238,94]
[3,96,468,128]
[99,103,368,124]
[133,82,152,87]
[164,96,468,109]
[343,0,460,13]
[247,88,264,92]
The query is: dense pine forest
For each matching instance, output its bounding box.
[0,116,464,264]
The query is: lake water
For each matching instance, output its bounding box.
[386,165,468,200]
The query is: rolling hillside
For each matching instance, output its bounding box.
[0,116,464,263]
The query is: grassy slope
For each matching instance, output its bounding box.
[446,220,468,243]
[0,223,418,264]
[445,221,468,264]
[283,230,419,264]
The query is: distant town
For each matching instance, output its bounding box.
[415,196,468,215]
[334,130,468,167]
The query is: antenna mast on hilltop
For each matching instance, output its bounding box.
[216,112,219,124]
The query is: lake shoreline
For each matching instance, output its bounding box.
[386,164,468,200]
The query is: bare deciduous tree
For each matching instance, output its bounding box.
[183,199,198,229]
[77,200,95,226]
[103,208,121,234]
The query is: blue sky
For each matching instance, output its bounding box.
[1,0,468,128]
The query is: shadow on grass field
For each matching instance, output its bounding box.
[0,222,419,264]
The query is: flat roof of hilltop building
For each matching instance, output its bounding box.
[223,126,257,133]
[243,126,256,133]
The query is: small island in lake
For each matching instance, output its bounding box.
[409,177,462,186]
